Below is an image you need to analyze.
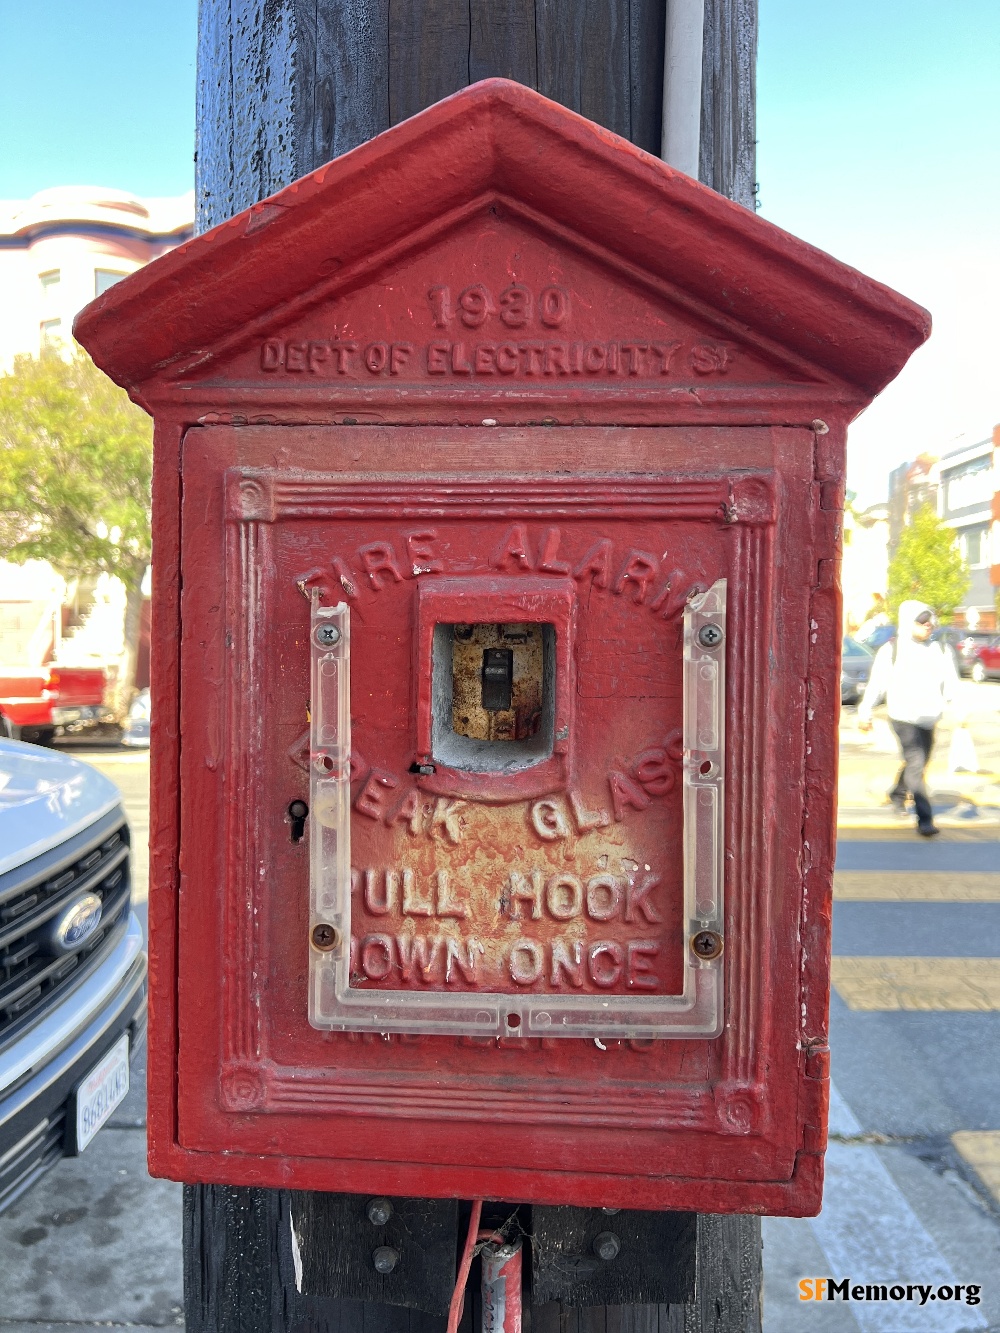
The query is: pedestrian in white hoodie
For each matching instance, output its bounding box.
[858,600,959,837]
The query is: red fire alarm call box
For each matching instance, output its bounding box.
[76,81,928,1215]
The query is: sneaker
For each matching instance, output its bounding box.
[917,822,940,838]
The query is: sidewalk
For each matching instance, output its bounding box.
[838,680,1000,832]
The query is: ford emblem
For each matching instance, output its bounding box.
[53,892,103,953]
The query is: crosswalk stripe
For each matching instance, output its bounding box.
[810,1139,988,1332]
[831,958,1000,1010]
[837,833,1000,858]
[952,1132,1000,1204]
[838,819,1000,837]
[834,872,1000,901]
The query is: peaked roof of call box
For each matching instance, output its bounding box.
[75,78,929,416]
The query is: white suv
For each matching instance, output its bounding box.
[0,739,147,1210]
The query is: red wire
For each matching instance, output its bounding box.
[446,1199,484,1333]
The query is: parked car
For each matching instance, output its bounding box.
[0,738,147,1212]
[121,689,150,748]
[954,631,996,678]
[841,636,875,704]
[970,637,1000,683]
[0,664,115,746]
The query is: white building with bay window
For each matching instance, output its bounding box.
[938,436,997,631]
[0,185,192,369]
[0,186,192,686]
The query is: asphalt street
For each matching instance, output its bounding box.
[1,685,998,1331]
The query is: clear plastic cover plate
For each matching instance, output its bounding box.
[309,581,726,1038]
[308,598,352,986]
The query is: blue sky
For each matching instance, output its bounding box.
[1,0,996,503]
[757,0,999,502]
[0,0,198,198]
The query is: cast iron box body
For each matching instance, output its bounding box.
[76,81,928,1215]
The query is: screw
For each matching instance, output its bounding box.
[314,623,341,647]
[698,623,724,648]
[373,1246,399,1274]
[367,1198,393,1227]
[311,923,339,951]
[593,1231,620,1262]
[691,930,723,961]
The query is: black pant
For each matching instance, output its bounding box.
[889,720,935,827]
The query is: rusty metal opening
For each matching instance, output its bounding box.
[431,622,555,772]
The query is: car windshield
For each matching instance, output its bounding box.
[842,637,874,658]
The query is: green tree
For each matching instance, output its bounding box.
[0,348,152,708]
[887,503,969,623]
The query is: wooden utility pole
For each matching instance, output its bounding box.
[186,4,760,1330]
[195,0,756,231]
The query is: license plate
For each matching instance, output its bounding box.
[73,1032,130,1152]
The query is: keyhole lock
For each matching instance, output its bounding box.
[288,799,308,843]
